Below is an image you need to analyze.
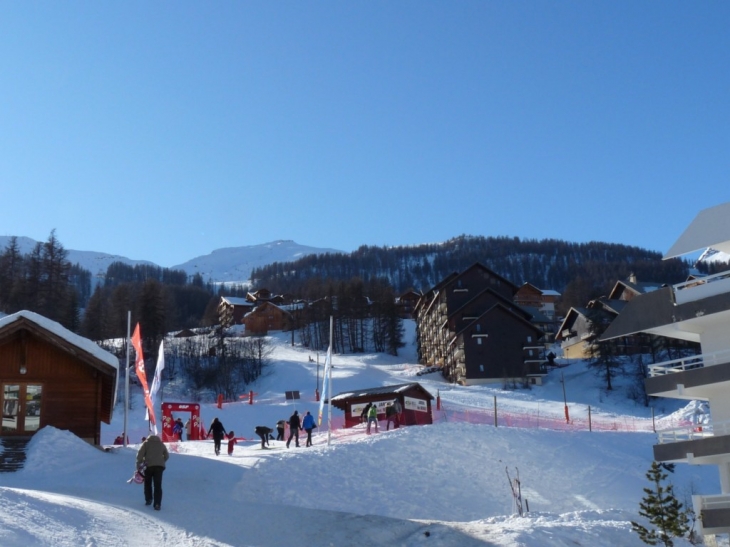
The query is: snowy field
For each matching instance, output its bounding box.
[0,321,724,546]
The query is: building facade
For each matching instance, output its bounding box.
[601,201,730,539]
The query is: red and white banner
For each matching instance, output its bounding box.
[131,323,157,431]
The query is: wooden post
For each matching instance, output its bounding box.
[652,406,655,433]
[494,395,498,427]
[588,406,592,432]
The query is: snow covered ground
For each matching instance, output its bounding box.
[0,321,725,546]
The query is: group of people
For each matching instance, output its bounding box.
[360,400,402,434]
[284,409,317,448]
[134,400,403,511]
[205,411,319,453]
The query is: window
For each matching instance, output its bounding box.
[2,383,42,434]
[477,338,482,345]
[479,365,484,372]
[527,336,532,342]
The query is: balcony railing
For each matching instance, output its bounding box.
[648,349,730,377]
[698,493,730,511]
[657,418,730,444]
[673,270,730,305]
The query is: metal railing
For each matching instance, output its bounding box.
[673,270,730,305]
[648,349,730,377]
[657,418,730,444]
[699,493,730,511]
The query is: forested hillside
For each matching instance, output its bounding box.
[251,235,694,306]
[3,233,722,338]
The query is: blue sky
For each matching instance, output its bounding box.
[1,3,729,268]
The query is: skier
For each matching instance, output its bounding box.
[366,403,379,434]
[286,410,302,448]
[207,417,227,456]
[302,411,316,447]
[136,435,169,511]
[255,425,273,449]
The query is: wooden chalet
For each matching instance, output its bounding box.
[514,282,560,321]
[0,311,119,445]
[329,382,434,428]
[218,296,254,327]
[556,274,672,359]
[396,290,422,319]
[242,302,293,335]
[416,263,550,385]
[446,303,545,385]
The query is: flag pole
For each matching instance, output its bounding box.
[327,315,333,447]
[123,311,130,447]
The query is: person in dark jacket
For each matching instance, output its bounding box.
[136,435,169,510]
[276,419,286,441]
[207,417,227,456]
[385,403,400,431]
[301,411,316,447]
[286,410,302,448]
[360,402,372,424]
[255,425,273,449]
[173,418,184,441]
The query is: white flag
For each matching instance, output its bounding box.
[317,344,332,427]
[147,340,165,434]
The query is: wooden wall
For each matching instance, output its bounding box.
[0,332,104,444]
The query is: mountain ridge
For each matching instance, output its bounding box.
[0,236,342,284]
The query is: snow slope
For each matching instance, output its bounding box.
[0,321,723,546]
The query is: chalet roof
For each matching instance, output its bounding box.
[608,278,663,300]
[516,282,542,294]
[450,302,543,344]
[451,262,518,294]
[665,201,730,259]
[448,287,530,322]
[415,272,459,313]
[518,305,552,323]
[588,298,627,316]
[0,310,119,371]
[330,382,434,403]
[243,301,293,318]
[555,307,589,338]
[220,296,253,307]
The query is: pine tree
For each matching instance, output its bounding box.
[631,461,690,546]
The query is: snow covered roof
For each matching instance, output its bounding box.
[0,310,119,371]
[331,382,434,402]
[220,296,253,307]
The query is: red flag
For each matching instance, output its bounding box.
[131,323,156,428]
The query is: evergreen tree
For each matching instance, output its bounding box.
[631,461,690,546]
[585,307,622,391]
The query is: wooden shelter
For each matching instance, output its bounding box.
[0,311,118,445]
[330,382,434,428]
